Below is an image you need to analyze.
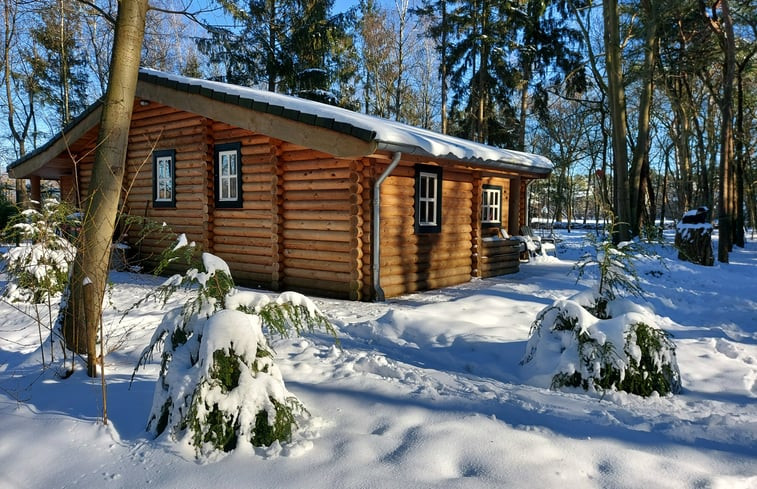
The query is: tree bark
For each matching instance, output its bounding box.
[629,0,658,236]
[602,0,631,241]
[63,0,148,377]
[700,0,736,263]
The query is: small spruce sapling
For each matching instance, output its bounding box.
[522,226,681,397]
[133,239,336,458]
[1,200,79,367]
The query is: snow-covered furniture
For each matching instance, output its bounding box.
[519,226,556,258]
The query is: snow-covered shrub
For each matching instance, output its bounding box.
[134,247,335,458]
[521,292,681,396]
[522,231,681,397]
[2,200,78,303]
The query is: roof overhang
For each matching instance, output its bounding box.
[8,103,102,179]
[7,69,553,180]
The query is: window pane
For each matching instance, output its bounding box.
[228,177,237,199]
[222,179,230,199]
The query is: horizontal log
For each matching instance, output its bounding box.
[282,209,352,222]
[128,133,206,152]
[212,245,274,265]
[479,267,519,279]
[212,226,272,239]
[231,272,275,289]
[283,199,353,212]
[281,277,351,297]
[379,256,473,275]
[480,252,520,263]
[284,247,354,263]
[380,217,472,231]
[282,167,352,182]
[380,247,472,261]
[277,148,332,162]
[283,189,351,202]
[215,259,274,275]
[284,238,351,253]
[240,145,276,157]
[130,110,202,129]
[130,117,204,136]
[212,216,273,228]
[380,266,472,288]
[212,234,274,249]
[281,158,352,172]
[380,232,473,247]
[283,219,353,232]
[282,229,351,243]
[132,103,182,120]
[282,178,356,191]
[284,257,351,274]
[284,267,351,283]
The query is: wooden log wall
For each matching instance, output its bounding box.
[479,239,521,277]
[121,102,209,267]
[209,123,277,285]
[279,144,363,298]
[375,159,474,298]
[60,99,537,299]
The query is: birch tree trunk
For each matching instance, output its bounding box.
[62,0,148,377]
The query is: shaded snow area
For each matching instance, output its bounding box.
[1,232,755,488]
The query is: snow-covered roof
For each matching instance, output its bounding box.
[8,69,553,179]
[139,68,553,175]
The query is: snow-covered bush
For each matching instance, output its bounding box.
[522,231,681,397]
[521,291,681,396]
[134,246,336,458]
[2,200,78,303]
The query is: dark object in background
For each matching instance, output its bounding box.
[681,207,709,225]
[675,208,714,266]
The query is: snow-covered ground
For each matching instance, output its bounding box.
[1,231,755,489]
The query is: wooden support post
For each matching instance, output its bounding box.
[471,171,483,278]
[349,159,364,300]
[203,119,215,254]
[508,175,521,237]
[271,141,285,291]
[30,176,42,204]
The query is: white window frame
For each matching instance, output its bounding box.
[218,149,239,202]
[155,155,173,203]
[414,164,442,233]
[153,149,175,208]
[418,171,438,227]
[481,185,502,225]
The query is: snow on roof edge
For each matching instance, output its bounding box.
[139,68,553,174]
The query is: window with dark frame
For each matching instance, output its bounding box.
[152,149,175,208]
[414,164,442,233]
[481,184,502,227]
[214,142,243,208]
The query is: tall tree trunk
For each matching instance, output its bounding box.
[63,0,148,377]
[440,0,448,134]
[602,0,631,241]
[701,0,736,262]
[517,61,532,152]
[629,0,658,236]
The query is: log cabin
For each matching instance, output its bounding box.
[7,69,552,300]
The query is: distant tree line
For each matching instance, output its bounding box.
[1,0,755,258]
